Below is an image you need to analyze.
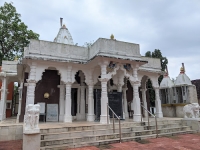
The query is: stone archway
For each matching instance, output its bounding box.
[35,69,60,122]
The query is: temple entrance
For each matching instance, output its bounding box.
[35,69,60,122]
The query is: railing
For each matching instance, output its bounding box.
[107,103,122,143]
[140,104,158,138]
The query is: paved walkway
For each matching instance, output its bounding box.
[0,134,200,150]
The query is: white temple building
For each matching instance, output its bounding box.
[0,19,198,124]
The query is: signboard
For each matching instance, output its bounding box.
[37,102,45,114]
[108,92,123,119]
[46,104,58,122]
[94,90,123,121]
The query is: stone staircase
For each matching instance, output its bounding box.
[40,119,195,150]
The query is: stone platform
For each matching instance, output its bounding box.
[0,117,198,149]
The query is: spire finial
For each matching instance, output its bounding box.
[180,63,185,73]
[60,18,63,27]
[110,34,114,40]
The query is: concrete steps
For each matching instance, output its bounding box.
[40,119,195,150]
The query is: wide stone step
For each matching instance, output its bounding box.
[40,130,195,150]
[40,126,191,147]
[41,127,132,140]
[41,123,184,140]
[143,123,183,130]
[143,120,182,126]
[40,122,142,134]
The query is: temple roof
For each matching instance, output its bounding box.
[174,73,192,86]
[160,76,174,89]
[174,64,192,86]
[54,24,74,45]
[160,67,174,89]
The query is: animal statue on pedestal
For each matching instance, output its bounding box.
[183,103,200,118]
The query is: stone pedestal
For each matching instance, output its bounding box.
[23,134,40,150]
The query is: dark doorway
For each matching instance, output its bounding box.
[35,70,60,121]
[71,88,77,116]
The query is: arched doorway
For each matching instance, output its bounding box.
[35,69,60,122]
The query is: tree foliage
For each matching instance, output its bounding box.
[0,2,39,64]
[145,49,168,105]
[145,49,168,84]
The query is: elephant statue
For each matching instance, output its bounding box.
[183,103,200,118]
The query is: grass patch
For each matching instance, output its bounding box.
[96,144,114,150]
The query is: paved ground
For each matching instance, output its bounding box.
[0,134,200,150]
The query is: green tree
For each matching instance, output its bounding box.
[145,49,168,105]
[0,2,39,65]
[145,49,168,83]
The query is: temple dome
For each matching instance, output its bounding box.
[174,73,192,86]
[160,76,174,89]
[174,65,192,86]
[54,24,74,45]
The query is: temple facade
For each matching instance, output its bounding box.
[1,22,166,124]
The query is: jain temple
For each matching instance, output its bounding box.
[0,19,199,149]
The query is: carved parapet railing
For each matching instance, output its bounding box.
[89,38,141,59]
[139,57,161,71]
[1,61,18,73]
[24,39,88,62]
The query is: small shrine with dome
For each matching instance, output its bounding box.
[160,63,198,117]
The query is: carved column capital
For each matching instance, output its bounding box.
[99,78,110,82]
[64,81,72,85]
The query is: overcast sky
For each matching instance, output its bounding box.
[1,0,200,80]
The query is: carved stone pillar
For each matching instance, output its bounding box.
[141,89,148,118]
[123,87,129,118]
[132,81,141,122]
[26,79,36,106]
[155,87,163,118]
[0,76,7,121]
[26,62,37,106]
[87,84,95,121]
[64,82,72,122]
[77,86,86,120]
[58,84,65,122]
[99,78,109,124]
[16,82,23,123]
[99,61,110,124]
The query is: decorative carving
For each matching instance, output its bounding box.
[183,103,200,118]
[24,104,40,134]
[98,78,110,82]
[123,64,131,71]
